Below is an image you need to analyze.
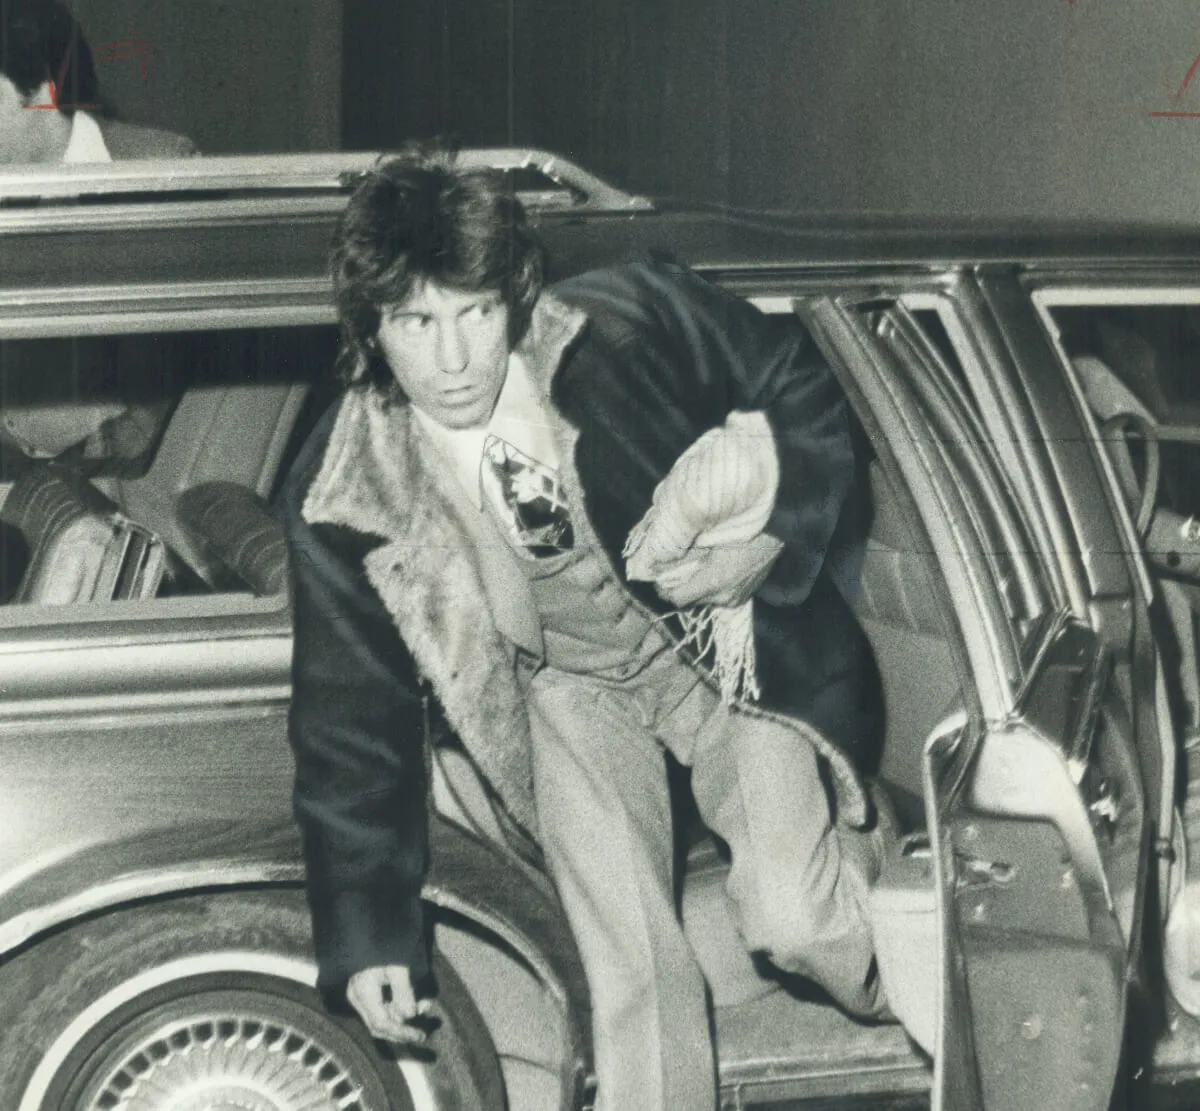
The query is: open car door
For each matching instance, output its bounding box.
[798,292,1138,1111]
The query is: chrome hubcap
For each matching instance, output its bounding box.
[86,1014,379,1111]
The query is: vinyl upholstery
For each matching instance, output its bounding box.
[175,481,288,597]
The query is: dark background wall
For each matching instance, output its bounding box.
[66,0,341,154]
[341,0,732,202]
[341,0,1200,223]
[60,1,1200,223]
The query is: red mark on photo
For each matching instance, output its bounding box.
[93,39,151,82]
[1151,51,1200,117]
[22,38,150,111]
[21,78,97,110]
[21,79,98,111]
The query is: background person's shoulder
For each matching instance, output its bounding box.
[97,118,200,159]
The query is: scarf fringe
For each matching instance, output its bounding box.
[668,600,760,705]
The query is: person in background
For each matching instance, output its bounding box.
[0,0,196,164]
[280,146,895,1111]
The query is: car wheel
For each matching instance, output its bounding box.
[0,891,506,1111]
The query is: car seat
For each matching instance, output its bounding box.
[98,381,309,588]
[0,464,165,605]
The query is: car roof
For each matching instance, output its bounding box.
[541,203,1200,275]
[2,151,1199,299]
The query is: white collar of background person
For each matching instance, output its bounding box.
[62,109,111,163]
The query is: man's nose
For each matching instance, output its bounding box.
[437,324,468,374]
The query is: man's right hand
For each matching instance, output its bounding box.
[346,964,433,1044]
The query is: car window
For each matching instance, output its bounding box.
[0,323,338,613]
[1036,292,1200,734]
[1046,300,1200,519]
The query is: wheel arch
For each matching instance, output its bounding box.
[0,816,591,1087]
[2,819,576,985]
[2,891,499,1111]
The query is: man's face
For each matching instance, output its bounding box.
[376,281,511,430]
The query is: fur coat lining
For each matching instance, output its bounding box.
[299,293,588,831]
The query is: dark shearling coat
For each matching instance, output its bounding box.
[279,260,882,992]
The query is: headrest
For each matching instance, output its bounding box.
[0,403,129,459]
[175,481,288,596]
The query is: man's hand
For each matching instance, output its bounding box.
[653,537,783,609]
[624,410,784,610]
[346,965,433,1044]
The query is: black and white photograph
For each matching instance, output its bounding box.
[2,3,1200,1109]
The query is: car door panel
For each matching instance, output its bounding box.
[0,606,296,953]
[801,293,1136,1111]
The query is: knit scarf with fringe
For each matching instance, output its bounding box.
[623,410,782,705]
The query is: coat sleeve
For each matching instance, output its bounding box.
[648,261,857,606]
[280,412,431,994]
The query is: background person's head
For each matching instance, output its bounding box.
[38,1,101,112]
[330,145,545,406]
[0,0,95,163]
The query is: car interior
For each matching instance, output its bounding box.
[1049,302,1200,1026]
[0,327,339,608]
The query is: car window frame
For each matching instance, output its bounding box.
[899,284,1082,617]
[797,290,1017,720]
[871,302,1049,630]
[0,301,334,628]
[741,270,1083,624]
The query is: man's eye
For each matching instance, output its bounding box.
[402,316,430,331]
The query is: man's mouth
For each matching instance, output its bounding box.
[441,385,478,403]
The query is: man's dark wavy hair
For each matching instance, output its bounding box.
[331,145,545,402]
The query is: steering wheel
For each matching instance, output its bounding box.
[1105,411,1200,586]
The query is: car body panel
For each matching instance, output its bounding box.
[0,594,591,1002]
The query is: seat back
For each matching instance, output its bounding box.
[0,465,165,605]
[852,462,958,818]
[99,381,309,586]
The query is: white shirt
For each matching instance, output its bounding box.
[62,110,112,163]
[411,353,561,509]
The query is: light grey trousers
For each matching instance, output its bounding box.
[527,650,884,1111]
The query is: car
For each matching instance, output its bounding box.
[0,148,1197,1111]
